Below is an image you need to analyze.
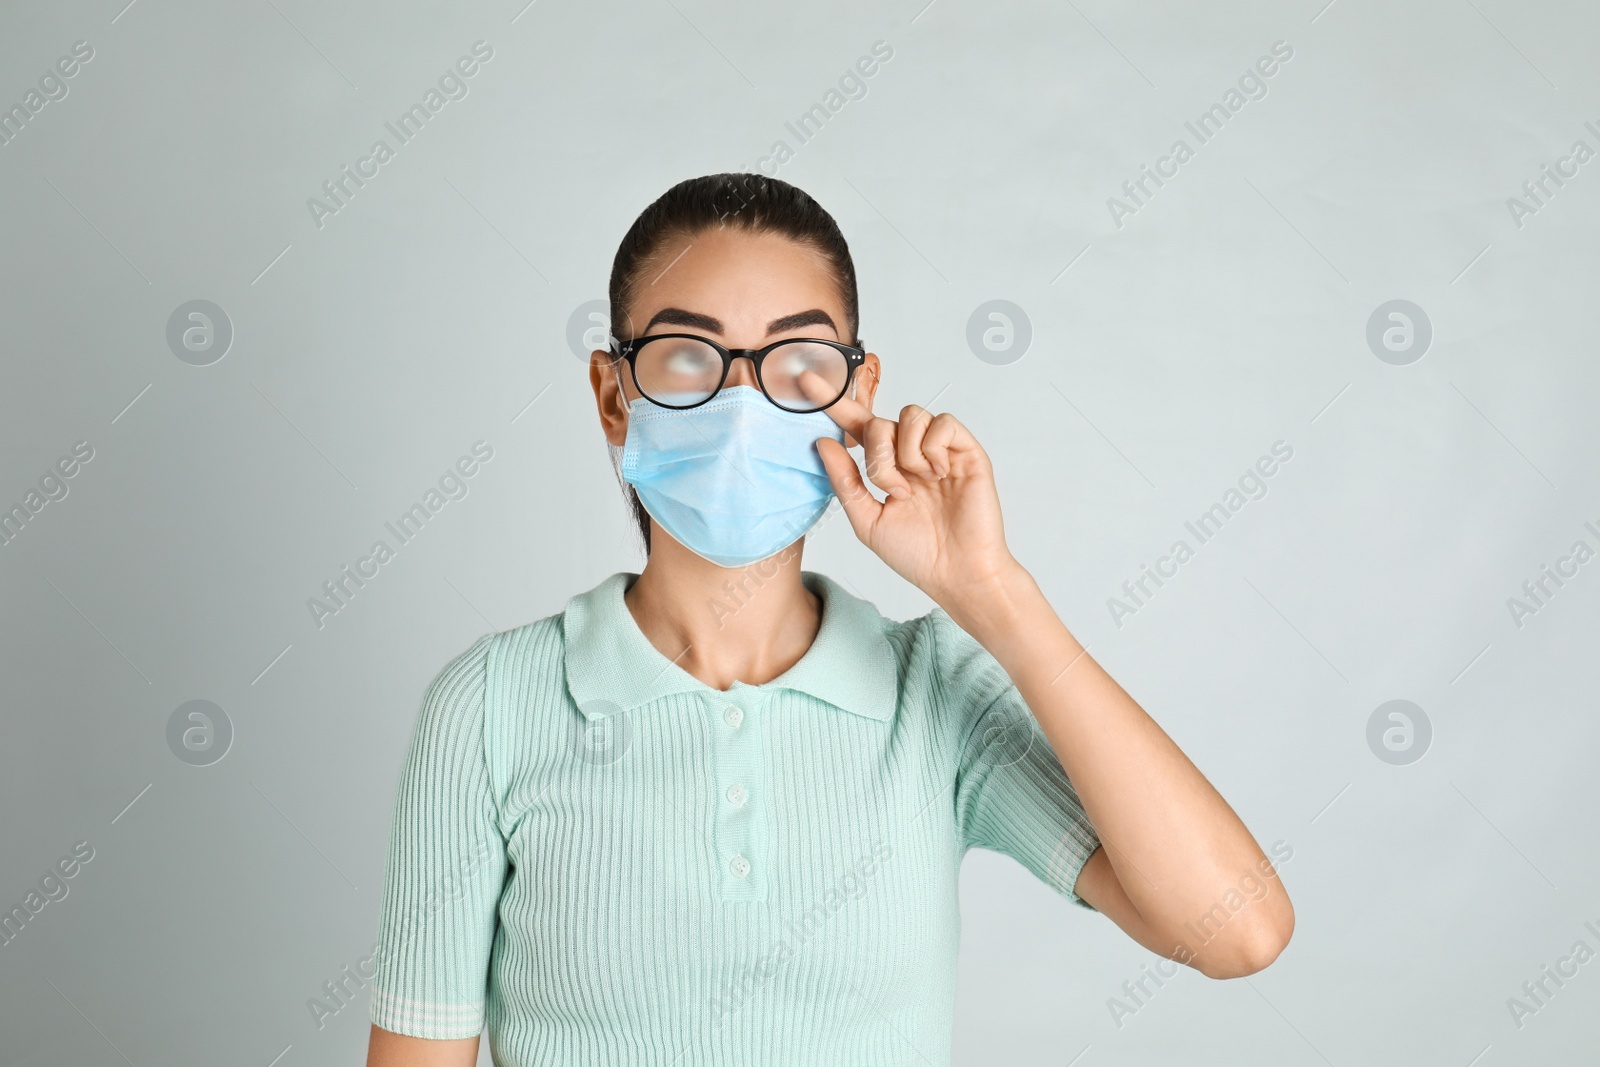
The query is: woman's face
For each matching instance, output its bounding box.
[592,227,881,448]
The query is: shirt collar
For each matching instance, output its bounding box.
[562,570,898,724]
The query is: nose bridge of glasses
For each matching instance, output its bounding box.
[725,348,761,389]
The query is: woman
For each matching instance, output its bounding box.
[365,173,1293,1066]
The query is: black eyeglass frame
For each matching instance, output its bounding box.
[610,333,867,412]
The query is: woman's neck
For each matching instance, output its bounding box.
[624,536,822,693]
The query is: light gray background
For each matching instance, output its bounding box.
[2,0,1596,1064]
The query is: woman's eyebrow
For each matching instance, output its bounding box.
[766,309,837,335]
[644,307,720,333]
[642,307,838,336]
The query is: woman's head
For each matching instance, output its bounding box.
[593,173,881,557]
[609,173,860,346]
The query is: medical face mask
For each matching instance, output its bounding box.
[620,384,848,568]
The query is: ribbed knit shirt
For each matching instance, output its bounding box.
[370,569,1100,1065]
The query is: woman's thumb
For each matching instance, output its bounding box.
[815,437,880,542]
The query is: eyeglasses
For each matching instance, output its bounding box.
[611,333,866,413]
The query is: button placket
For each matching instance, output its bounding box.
[706,689,768,903]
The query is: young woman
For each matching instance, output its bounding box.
[365,173,1293,1066]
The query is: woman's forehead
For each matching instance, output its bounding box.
[628,229,845,335]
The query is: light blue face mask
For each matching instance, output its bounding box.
[620,384,848,568]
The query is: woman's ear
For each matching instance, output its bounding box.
[854,353,880,406]
[591,351,629,447]
[844,353,881,448]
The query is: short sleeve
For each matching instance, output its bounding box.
[937,613,1101,910]
[370,632,508,1038]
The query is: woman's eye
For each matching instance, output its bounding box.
[664,348,714,373]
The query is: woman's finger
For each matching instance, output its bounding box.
[921,412,965,477]
[862,416,914,499]
[896,404,937,479]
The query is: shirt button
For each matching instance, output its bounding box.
[726,784,748,806]
[730,854,750,878]
[723,705,743,728]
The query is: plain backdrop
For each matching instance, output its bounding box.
[2,1,1597,1064]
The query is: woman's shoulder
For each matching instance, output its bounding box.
[483,607,573,712]
[459,572,626,673]
[403,611,572,781]
[488,611,567,662]
[419,614,565,682]
[408,600,571,729]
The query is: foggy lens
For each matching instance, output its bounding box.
[635,337,723,406]
[762,341,849,410]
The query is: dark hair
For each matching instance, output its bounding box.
[605,173,860,557]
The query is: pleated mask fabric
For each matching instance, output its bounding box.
[620,385,847,567]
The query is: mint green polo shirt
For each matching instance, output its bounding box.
[370,569,1100,1064]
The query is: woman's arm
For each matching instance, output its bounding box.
[367,1024,479,1066]
[813,391,1294,979]
[942,563,1293,978]
[366,635,508,1047]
